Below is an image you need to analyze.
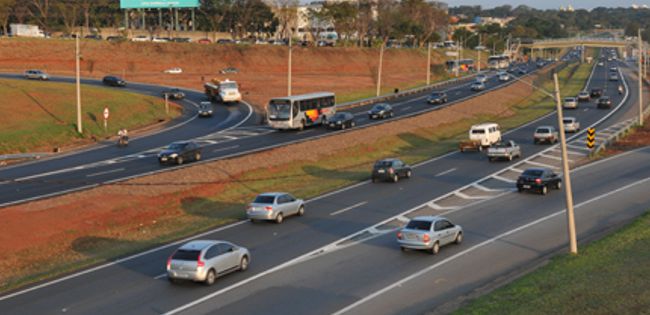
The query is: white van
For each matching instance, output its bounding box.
[469,123,501,147]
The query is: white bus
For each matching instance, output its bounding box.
[267,92,336,130]
[488,55,511,69]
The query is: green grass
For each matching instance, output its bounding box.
[0,78,180,154]
[453,210,650,315]
[0,59,594,294]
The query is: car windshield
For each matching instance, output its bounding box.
[564,98,575,102]
[536,128,551,133]
[405,220,432,231]
[563,119,573,123]
[172,249,201,261]
[431,92,443,97]
[372,104,386,111]
[471,129,485,134]
[268,100,291,120]
[221,82,238,89]
[333,113,346,120]
[254,195,276,204]
[522,169,544,177]
[167,143,187,151]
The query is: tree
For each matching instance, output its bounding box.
[270,0,298,39]
[26,0,54,33]
[0,0,15,35]
[55,0,80,34]
[320,1,357,45]
[200,0,234,33]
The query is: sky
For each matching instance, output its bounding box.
[446,0,650,10]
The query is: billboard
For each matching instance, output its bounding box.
[120,0,199,9]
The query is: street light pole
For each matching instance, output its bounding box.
[376,41,385,97]
[288,32,292,96]
[426,42,431,85]
[639,28,644,126]
[553,72,578,255]
[477,33,481,73]
[75,33,82,134]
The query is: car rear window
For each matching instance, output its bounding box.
[172,249,201,261]
[522,169,544,177]
[374,161,393,168]
[406,220,432,231]
[536,128,550,133]
[564,98,575,102]
[254,195,276,204]
[563,119,573,124]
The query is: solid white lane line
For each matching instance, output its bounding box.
[492,175,516,183]
[427,202,460,211]
[400,106,412,111]
[330,201,368,216]
[525,160,557,168]
[332,175,650,315]
[472,183,504,192]
[86,168,126,178]
[435,168,457,177]
[455,191,489,200]
[539,154,564,161]
[154,273,167,280]
[212,145,240,153]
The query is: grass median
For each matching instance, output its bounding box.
[452,210,650,314]
[0,78,180,154]
[0,60,593,294]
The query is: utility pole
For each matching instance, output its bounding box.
[426,42,431,85]
[288,32,292,96]
[376,41,385,97]
[455,40,460,77]
[75,33,82,134]
[477,33,481,72]
[554,72,578,255]
[639,28,644,126]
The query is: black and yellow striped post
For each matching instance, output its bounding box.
[587,128,596,148]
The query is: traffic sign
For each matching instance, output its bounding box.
[103,107,109,120]
[586,128,596,148]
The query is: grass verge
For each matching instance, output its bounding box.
[0,60,592,294]
[452,210,650,314]
[0,78,180,154]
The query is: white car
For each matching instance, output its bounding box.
[164,67,183,74]
[563,117,580,133]
[131,35,150,42]
[24,69,49,80]
[471,82,486,91]
[469,123,501,147]
[563,97,578,109]
[498,72,511,81]
[475,74,488,83]
[152,37,169,43]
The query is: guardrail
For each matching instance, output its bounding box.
[0,153,52,165]
[335,72,481,111]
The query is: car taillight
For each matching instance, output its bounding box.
[397,232,403,239]
[535,178,542,184]
[422,234,430,243]
[264,206,273,211]
[166,256,172,270]
[388,168,395,174]
[197,259,205,268]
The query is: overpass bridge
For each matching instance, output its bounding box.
[520,37,630,49]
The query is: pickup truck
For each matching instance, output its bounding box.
[487,140,522,161]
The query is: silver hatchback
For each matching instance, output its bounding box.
[247,192,305,223]
[166,240,250,285]
[397,216,463,254]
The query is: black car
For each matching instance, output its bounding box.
[368,103,394,119]
[172,37,191,43]
[84,34,102,40]
[326,112,355,130]
[198,102,213,117]
[518,68,528,75]
[590,88,603,98]
[597,96,612,109]
[516,168,561,195]
[371,158,412,183]
[162,88,185,100]
[102,76,127,87]
[158,141,202,165]
[427,91,448,104]
[106,36,126,42]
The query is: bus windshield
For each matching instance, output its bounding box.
[268,100,291,120]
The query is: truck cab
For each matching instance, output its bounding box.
[204,79,242,104]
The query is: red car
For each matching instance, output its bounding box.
[197,38,212,44]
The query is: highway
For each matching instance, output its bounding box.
[0,60,542,207]
[0,52,645,314]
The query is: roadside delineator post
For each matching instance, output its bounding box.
[103,107,109,132]
[586,128,596,148]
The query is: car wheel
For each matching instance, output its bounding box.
[168,277,177,284]
[249,218,257,223]
[239,256,249,271]
[392,174,399,183]
[556,181,562,190]
[455,232,463,244]
[406,170,412,178]
[275,213,284,224]
[204,269,216,286]
[517,187,523,193]
[371,177,377,183]
[176,156,184,165]
[541,185,548,195]
[534,139,538,145]
[194,152,201,161]
[488,157,494,162]
[430,241,440,255]
[297,206,305,216]
[400,246,406,252]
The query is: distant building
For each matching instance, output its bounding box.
[477,16,515,28]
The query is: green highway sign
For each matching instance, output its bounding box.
[120,0,199,9]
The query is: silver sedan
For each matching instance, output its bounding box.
[167,240,250,285]
[397,216,463,254]
[247,192,305,223]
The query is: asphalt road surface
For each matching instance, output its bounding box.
[0,52,646,314]
[0,59,546,207]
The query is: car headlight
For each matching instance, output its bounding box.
[170,153,178,158]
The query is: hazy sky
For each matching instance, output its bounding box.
[447,0,650,10]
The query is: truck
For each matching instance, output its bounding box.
[204,78,242,104]
[10,24,45,38]
[487,140,522,161]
